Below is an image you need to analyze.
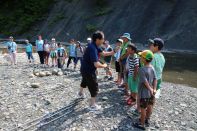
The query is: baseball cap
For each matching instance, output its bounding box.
[87,37,91,41]
[121,33,132,41]
[117,39,123,43]
[139,50,154,61]
[149,38,164,48]
[51,38,55,41]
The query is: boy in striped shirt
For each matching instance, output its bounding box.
[126,43,139,105]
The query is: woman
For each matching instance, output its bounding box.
[36,35,44,65]
[43,39,50,66]
[74,41,84,69]
[7,36,17,65]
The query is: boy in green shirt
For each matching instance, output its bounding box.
[149,38,165,91]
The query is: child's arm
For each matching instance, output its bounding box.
[144,81,153,93]
[133,57,139,81]
[133,66,138,81]
[153,78,157,94]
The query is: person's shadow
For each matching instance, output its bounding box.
[35,98,88,131]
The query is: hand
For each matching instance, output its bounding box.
[103,63,108,68]
[149,88,154,96]
[153,89,157,95]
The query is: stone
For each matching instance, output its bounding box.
[175,111,179,115]
[180,103,187,107]
[39,72,46,77]
[181,122,186,126]
[45,71,52,76]
[102,96,108,101]
[57,71,63,76]
[35,73,39,76]
[29,74,34,78]
[52,69,58,75]
[31,83,40,88]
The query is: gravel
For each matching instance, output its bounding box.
[0,53,197,131]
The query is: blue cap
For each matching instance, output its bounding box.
[121,33,132,41]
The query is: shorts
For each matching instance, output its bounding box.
[157,79,162,90]
[128,75,139,93]
[80,73,98,97]
[50,51,57,58]
[44,51,50,58]
[115,61,120,72]
[140,96,155,108]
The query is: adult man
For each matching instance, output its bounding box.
[78,31,115,111]
[7,36,17,65]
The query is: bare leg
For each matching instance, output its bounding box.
[90,97,96,106]
[146,105,153,119]
[140,108,146,126]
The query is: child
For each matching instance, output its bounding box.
[103,40,113,80]
[50,38,57,67]
[25,40,34,63]
[57,43,67,69]
[74,41,84,69]
[126,44,139,106]
[43,39,50,66]
[133,50,157,130]
[114,39,123,85]
[149,38,165,98]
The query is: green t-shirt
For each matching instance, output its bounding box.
[151,52,165,80]
[120,41,130,56]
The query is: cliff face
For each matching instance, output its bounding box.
[6,0,197,51]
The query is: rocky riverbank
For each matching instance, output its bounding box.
[0,53,197,131]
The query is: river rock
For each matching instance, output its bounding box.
[31,83,40,88]
[57,71,63,76]
[52,69,58,75]
[39,72,46,77]
[45,71,52,76]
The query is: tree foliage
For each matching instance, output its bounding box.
[0,0,54,35]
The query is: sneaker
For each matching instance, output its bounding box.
[133,122,146,130]
[88,104,102,111]
[145,118,150,127]
[78,92,86,99]
[108,76,113,81]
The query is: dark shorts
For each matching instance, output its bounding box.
[80,73,98,97]
[115,61,120,72]
[140,96,155,108]
[44,51,50,58]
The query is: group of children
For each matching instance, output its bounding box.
[24,36,88,69]
[113,34,165,130]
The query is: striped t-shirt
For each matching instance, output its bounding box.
[127,54,139,76]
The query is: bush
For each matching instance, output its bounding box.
[0,0,54,35]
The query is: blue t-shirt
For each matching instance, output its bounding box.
[26,43,33,52]
[69,44,76,57]
[7,41,17,52]
[36,40,44,51]
[80,42,102,75]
